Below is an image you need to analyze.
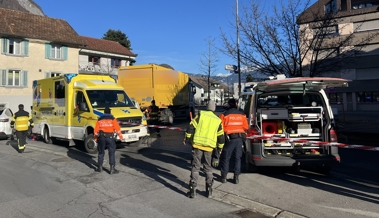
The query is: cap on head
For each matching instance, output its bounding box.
[207,100,216,111]
[18,104,24,110]
[227,98,237,108]
[104,106,111,114]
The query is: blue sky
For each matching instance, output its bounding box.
[34,0,244,75]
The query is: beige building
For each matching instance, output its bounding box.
[0,8,84,112]
[298,0,379,112]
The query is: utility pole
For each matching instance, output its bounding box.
[236,0,241,98]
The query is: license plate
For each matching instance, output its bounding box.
[125,134,137,142]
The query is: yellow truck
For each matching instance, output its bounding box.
[31,73,148,153]
[118,64,196,123]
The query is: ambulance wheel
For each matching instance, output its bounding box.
[84,134,98,154]
[43,127,52,144]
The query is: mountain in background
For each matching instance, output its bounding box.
[0,0,44,15]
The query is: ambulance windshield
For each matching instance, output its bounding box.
[87,90,135,108]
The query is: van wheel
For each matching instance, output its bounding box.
[43,128,52,144]
[84,134,98,154]
[245,151,258,173]
[317,165,331,175]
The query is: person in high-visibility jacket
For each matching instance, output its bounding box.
[144,100,161,137]
[94,107,123,174]
[183,100,225,198]
[10,104,34,153]
[218,98,248,184]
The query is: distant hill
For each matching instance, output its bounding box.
[0,0,44,15]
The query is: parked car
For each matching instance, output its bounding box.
[239,75,350,174]
[0,106,13,140]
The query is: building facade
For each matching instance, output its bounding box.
[298,0,379,112]
[78,36,136,76]
[0,8,84,112]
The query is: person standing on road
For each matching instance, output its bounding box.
[184,100,225,198]
[94,107,123,174]
[144,100,161,137]
[219,98,248,184]
[10,104,34,153]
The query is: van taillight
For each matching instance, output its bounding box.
[248,127,259,136]
[0,118,9,122]
[329,128,338,142]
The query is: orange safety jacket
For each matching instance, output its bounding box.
[219,108,248,135]
[94,114,123,140]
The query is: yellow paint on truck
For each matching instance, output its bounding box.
[31,74,148,153]
[118,64,195,122]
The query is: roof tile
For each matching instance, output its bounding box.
[80,36,136,57]
[0,7,84,46]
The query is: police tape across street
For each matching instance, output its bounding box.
[29,121,379,151]
[118,121,379,151]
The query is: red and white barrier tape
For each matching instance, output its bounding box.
[246,135,379,151]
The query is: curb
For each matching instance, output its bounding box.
[211,189,308,218]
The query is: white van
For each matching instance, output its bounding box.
[239,75,350,174]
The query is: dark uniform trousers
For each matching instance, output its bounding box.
[220,137,243,176]
[97,135,116,166]
[191,148,213,186]
[16,130,28,148]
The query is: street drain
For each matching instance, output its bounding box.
[235,209,270,218]
[51,157,74,162]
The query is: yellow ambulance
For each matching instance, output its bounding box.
[31,73,148,153]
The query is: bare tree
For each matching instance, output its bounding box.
[199,36,219,101]
[220,0,378,77]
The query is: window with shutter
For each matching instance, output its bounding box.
[22,71,28,87]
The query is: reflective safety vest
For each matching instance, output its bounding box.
[11,110,33,131]
[220,108,248,135]
[187,110,224,151]
[145,105,160,120]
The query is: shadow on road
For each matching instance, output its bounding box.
[248,153,379,205]
[120,150,189,196]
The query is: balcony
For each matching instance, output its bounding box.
[78,62,118,75]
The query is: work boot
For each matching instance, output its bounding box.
[110,165,119,174]
[233,175,239,184]
[187,182,196,198]
[95,165,103,173]
[206,181,213,198]
[221,175,227,183]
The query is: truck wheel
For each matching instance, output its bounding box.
[43,127,52,144]
[84,134,98,154]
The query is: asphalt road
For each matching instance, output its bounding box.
[0,120,378,218]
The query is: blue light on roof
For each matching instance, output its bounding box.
[64,74,78,84]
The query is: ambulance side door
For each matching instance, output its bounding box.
[71,90,91,140]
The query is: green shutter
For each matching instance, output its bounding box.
[45,43,51,59]
[62,46,68,60]
[22,71,28,87]
[45,72,51,78]
[1,69,7,86]
[1,38,8,54]
[23,40,29,56]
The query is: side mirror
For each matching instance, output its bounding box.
[79,102,87,111]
